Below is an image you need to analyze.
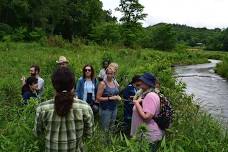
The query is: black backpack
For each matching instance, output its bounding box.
[154,93,173,130]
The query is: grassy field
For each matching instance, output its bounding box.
[0,42,227,152]
[216,57,228,79]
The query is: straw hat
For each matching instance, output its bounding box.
[56,56,69,64]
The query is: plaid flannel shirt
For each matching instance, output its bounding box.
[34,98,94,152]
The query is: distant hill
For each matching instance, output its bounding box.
[147,23,222,47]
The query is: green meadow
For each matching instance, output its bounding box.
[0,42,227,152]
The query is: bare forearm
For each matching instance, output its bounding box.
[97,96,109,102]
[135,103,146,119]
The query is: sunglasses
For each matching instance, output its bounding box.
[84,69,91,72]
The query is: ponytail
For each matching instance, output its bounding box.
[51,67,75,117]
[54,92,74,116]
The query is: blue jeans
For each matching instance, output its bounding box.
[99,107,117,132]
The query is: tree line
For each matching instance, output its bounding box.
[0,0,228,51]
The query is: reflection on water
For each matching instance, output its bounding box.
[175,59,228,125]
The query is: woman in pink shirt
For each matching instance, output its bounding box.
[131,73,164,152]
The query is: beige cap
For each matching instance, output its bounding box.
[56,56,69,64]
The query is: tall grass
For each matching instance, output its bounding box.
[215,57,228,79]
[0,42,227,151]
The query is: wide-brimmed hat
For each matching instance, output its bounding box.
[139,72,156,87]
[56,56,69,64]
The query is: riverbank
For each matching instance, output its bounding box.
[199,51,228,79]
[215,58,228,79]
[0,42,227,151]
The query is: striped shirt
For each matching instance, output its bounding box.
[34,98,94,152]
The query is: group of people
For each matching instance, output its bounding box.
[21,65,44,103]
[21,56,164,152]
[21,56,69,102]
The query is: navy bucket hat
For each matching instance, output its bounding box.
[139,72,156,87]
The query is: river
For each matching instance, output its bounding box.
[175,59,228,126]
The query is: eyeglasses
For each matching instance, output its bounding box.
[84,69,91,72]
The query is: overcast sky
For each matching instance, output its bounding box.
[101,0,228,29]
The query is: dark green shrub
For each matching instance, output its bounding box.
[29,28,46,41]
[0,23,13,40]
[11,27,28,41]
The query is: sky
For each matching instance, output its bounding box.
[101,0,228,29]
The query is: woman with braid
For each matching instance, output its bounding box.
[34,67,94,152]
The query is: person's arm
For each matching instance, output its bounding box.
[96,82,121,102]
[21,76,26,86]
[134,99,154,121]
[94,78,98,94]
[96,81,109,102]
[123,86,132,101]
[94,78,99,103]
[33,107,44,137]
[37,79,45,97]
[83,106,94,138]
[75,79,81,98]
[38,79,44,90]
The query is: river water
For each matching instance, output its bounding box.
[175,59,228,125]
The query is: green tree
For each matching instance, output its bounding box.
[146,24,176,50]
[206,35,223,51]
[120,23,144,47]
[0,0,114,41]
[222,28,228,51]
[116,0,147,24]
[116,0,147,47]
[89,22,121,45]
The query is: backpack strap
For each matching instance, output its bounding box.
[141,88,155,99]
[103,80,108,87]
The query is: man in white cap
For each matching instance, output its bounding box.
[56,56,69,68]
